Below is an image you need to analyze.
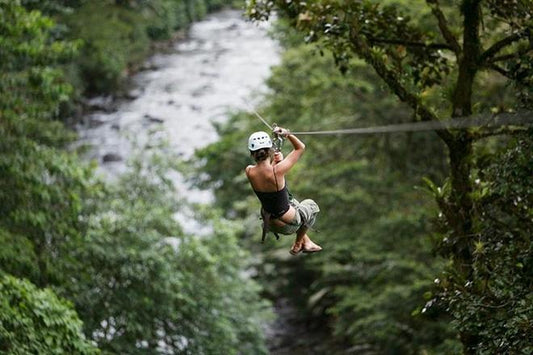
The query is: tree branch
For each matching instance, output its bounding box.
[426,0,462,55]
[481,29,530,63]
[492,45,533,62]
[364,35,453,51]
[471,126,529,140]
[469,111,533,139]
[492,53,517,62]
[487,63,512,78]
[349,27,454,144]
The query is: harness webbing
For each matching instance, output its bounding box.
[260,208,280,243]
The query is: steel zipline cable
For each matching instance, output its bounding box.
[248,108,533,136]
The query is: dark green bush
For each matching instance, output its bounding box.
[0,275,98,355]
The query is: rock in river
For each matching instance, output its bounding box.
[102,153,123,163]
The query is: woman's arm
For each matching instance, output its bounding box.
[273,127,305,175]
[273,151,283,164]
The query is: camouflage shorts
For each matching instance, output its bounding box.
[270,198,320,235]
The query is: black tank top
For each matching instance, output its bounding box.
[253,185,290,219]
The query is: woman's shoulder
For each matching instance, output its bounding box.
[245,164,255,175]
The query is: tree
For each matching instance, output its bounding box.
[0,0,87,288]
[0,275,98,354]
[1,3,271,354]
[64,148,271,354]
[435,130,533,354]
[247,0,533,352]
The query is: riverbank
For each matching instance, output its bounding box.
[58,1,240,100]
[76,9,279,177]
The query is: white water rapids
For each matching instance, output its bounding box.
[77,9,280,233]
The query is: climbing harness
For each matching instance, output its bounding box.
[248,109,533,136]
[260,209,280,243]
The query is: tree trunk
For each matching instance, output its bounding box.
[447,133,474,258]
[449,1,482,352]
[453,0,481,117]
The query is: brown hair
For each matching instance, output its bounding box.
[251,148,273,162]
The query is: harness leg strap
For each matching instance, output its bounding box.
[260,208,280,243]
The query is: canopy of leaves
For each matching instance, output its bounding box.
[0,274,98,355]
[1,2,271,353]
[428,130,533,354]
[64,149,271,354]
[197,2,533,353]
[0,0,89,288]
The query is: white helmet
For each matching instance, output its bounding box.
[248,131,272,151]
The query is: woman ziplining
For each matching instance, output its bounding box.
[243,108,533,255]
[245,127,322,255]
[248,107,533,136]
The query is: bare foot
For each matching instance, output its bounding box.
[302,238,322,253]
[289,242,303,255]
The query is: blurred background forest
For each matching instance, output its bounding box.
[1,0,532,354]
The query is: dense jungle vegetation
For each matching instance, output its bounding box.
[1,0,532,354]
[1,0,269,354]
[197,0,533,354]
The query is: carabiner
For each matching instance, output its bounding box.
[271,123,284,152]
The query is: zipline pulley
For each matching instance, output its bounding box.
[271,123,284,152]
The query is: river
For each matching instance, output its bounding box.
[77,9,280,233]
[75,9,330,354]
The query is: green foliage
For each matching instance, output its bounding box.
[428,131,533,354]
[20,0,87,15]
[0,0,90,288]
[1,3,270,354]
[0,275,98,354]
[195,41,456,353]
[59,0,236,94]
[63,149,271,354]
[0,137,96,287]
[185,0,207,22]
[64,0,151,93]
[145,0,188,39]
[245,1,533,353]
[325,208,452,353]
[0,0,79,142]
[205,0,230,11]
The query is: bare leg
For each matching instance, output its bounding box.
[289,226,307,255]
[295,225,307,248]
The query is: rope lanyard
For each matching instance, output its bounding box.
[246,105,285,150]
[249,107,273,131]
[248,109,533,136]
